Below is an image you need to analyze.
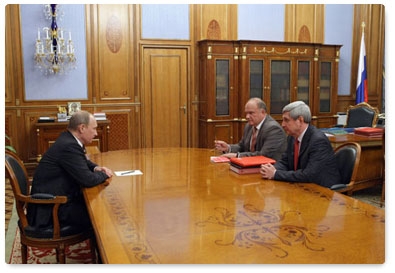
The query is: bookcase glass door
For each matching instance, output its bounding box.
[216,59,230,116]
[319,62,332,112]
[249,60,264,99]
[270,60,290,114]
[297,61,310,105]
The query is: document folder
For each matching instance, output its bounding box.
[230,155,276,168]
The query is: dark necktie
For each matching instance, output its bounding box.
[250,126,258,152]
[294,138,299,170]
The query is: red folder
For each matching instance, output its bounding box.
[230,155,276,168]
[354,127,384,137]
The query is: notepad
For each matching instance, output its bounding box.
[210,156,230,163]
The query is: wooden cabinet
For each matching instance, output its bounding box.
[35,120,110,160]
[312,44,341,128]
[198,40,342,147]
[198,40,239,148]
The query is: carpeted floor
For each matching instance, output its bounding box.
[8,229,94,264]
[351,184,385,208]
[5,178,14,235]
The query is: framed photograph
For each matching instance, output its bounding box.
[68,102,81,116]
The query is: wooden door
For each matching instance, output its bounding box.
[142,47,188,148]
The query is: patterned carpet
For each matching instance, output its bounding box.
[5,178,14,234]
[8,229,95,264]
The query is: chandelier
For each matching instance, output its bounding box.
[34,4,76,75]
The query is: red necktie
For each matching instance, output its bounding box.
[294,138,299,170]
[250,127,258,152]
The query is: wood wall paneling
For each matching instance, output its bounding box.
[97,4,134,101]
[284,4,324,43]
[100,109,137,150]
[195,4,237,40]
[5,5,23,105]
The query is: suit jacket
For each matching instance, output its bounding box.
[230,115,287,160]
[27,131,109,230]
[273,125,341,188]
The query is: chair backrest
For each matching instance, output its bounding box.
[346,102,379,128]
[334,142,361,186]
[5,150,30,227]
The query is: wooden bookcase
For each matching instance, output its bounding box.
[198,40,342,148]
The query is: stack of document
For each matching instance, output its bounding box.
[94,112,107,120]
[230,156,275,175]
[38,116,55,123]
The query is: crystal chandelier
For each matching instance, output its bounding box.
[34,4,76,75]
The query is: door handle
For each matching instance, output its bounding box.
[180,105,187,114]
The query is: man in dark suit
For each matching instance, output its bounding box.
[27,110,114,231]
[214,98,286,160]
[260,101,341,188]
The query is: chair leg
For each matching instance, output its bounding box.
[21,243,28,264]
[56,244,66,264]
[380,181,385,207]
[89,237,97,264]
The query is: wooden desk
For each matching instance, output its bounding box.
[84,148,384,264]
[328,134,384,193]
[35,120,110,160]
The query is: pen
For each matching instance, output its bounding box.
[121,170,135,175]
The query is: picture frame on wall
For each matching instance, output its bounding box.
[68,102,81,116]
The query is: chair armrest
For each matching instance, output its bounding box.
[22,194,68,204]
[23,194,68,239]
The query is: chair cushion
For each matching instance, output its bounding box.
[330,184,347,190]
[20,220,86,239]
[31,193,55,200]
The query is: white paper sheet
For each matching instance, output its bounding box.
[114,170,143,176]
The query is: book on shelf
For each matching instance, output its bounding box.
[229,155,276,175]
[210,156,230,163]
[354,127,384,137]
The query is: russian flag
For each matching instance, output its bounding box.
[356,32,368,103]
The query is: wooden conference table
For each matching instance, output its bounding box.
[83,148,385,264]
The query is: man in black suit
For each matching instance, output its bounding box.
[27,110,114,231]
[260,101,341,188]
[214,98,286,160]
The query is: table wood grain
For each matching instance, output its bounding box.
[83,148,385,264]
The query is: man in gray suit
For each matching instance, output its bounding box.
[214,97,286,160]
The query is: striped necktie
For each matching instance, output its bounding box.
[250,126,258,152]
